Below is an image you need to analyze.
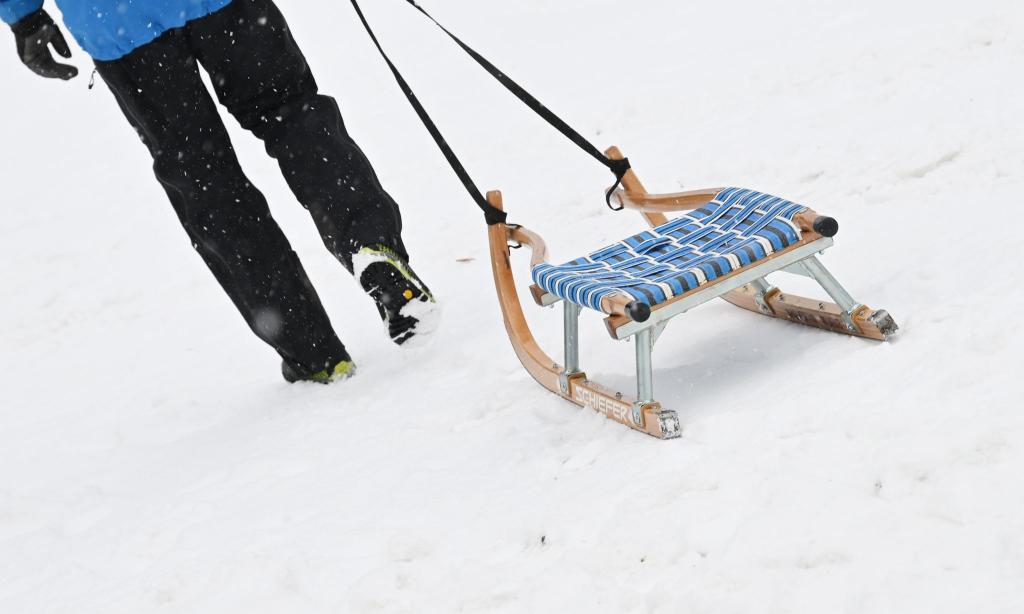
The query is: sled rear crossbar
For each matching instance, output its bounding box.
[487,148,898,440]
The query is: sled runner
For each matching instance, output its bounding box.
[352,0,898,439]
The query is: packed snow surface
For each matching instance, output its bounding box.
[1,1,1021,612]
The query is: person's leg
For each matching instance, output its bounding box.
[185,0,408,272]
[95,29,351,376]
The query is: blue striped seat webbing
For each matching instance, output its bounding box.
[532,188,807,311]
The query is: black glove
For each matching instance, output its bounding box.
[11,9,78,80]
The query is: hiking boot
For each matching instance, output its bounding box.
[354,245,439,346]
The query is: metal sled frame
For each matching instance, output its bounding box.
[487,147,898,440]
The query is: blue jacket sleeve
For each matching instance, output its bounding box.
[0,0,44,25]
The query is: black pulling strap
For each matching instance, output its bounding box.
[349,0,506,225]
[350,0,632,225]
[401,0,632,207]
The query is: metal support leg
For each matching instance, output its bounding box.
[632,328,654,426]
[799,256,863,331]
[750,277,777,314]
[559,303,582,394]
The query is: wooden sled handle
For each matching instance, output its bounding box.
[605,146,667,227]
[486,190,562,392]
[605,146,721,213]
[508,225,549,269]
[611,188,725,214]
[606,145,836,238]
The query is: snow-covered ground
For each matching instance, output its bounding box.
[1,1,1022,611]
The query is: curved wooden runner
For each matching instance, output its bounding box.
[486,190,679,439]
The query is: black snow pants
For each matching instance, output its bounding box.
[94,0,408,375]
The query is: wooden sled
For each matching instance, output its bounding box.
[487,147,898,440]
[348,0,898,440]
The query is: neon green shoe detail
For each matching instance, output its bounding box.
[282,359,357,384]
[355,245,436,302]
[308,360,357,383]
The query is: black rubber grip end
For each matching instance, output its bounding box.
[625,300,651,323]
[813,216,839,237]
